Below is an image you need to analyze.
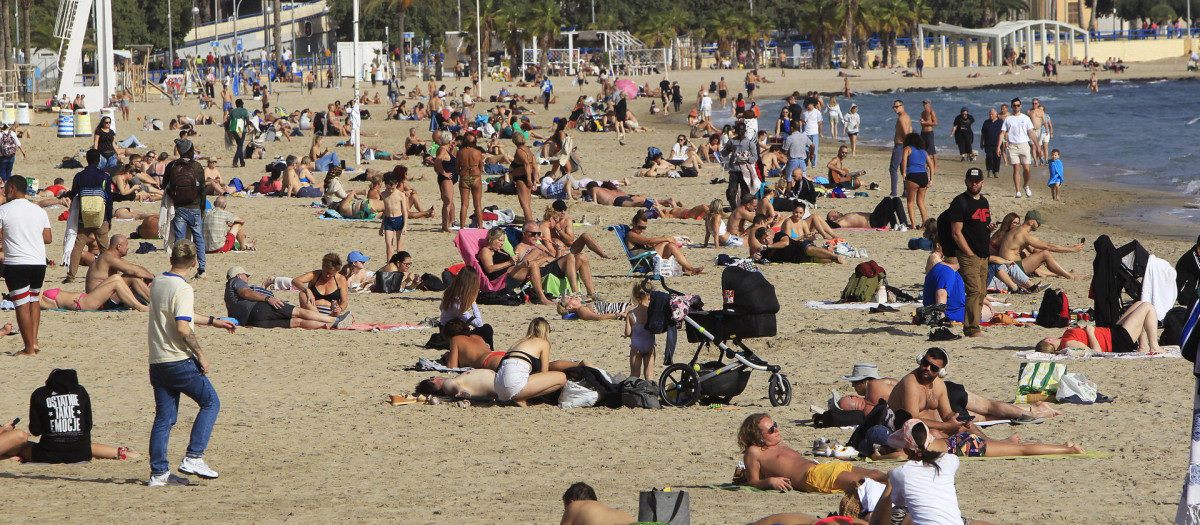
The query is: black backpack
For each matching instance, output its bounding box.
[166,159,202,206]
[620,378,661,409]
[1034,288,1070,328]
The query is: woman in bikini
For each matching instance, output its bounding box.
[322,165,371,219]
[456,132,485,229]
[432,131,457,232]
[40,274,149,312]
[476,227,558,305]
[292,253,351,317]
[704,198,741,247]
[492,318,568,406]
[624,210,704,275]
[510,133,538,223]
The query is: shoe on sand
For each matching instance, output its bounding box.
[149,472,190,487]
[333,310,355,329]
[179,456,218,479]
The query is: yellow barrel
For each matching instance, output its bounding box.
[2,103,14,125]
[74,109,92,137]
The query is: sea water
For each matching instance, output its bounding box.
[716,78,1200,237]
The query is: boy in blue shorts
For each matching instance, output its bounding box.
[1047,149,1063,201]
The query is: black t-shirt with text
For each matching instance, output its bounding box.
[940,192,990,258]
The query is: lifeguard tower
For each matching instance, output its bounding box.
[53,0,117,104]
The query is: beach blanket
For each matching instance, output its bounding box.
[1014,346,1182,361]
[319,209,376,221]
[411,357,471,373]
[805,301,910,310]
[339,322,427,332]
[865,451,1113,462]
[834,227,891,231]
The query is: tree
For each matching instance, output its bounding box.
[705,8,742,62]
[798,0,844,68]
[1,0,11,72]
[364,0,417,80]
[461,0,500,74]
[495,4,528,78]
[19,0,32,102]
[637,8,687,69]
[522,0,565,73]
[907,0,934,66]
[273,0,282,62]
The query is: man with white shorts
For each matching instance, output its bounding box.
[998,97,1035,198]
[699,91,713,123]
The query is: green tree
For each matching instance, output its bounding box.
[798,0,844,68]
[522,0,565,73]
[363,0,417,79]
[495,3,528,78]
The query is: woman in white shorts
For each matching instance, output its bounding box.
[494,318,567,405]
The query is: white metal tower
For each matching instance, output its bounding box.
[54,0,117,103]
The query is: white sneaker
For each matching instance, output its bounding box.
[178,456,219,479]
[1024,185,1032,197]
[1015,192,1022,198]
[149,472,190,487]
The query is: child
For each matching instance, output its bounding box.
[380,167,409,260]
[1047,149,1063,201]
[624,282,656,379]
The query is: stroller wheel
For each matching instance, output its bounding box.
[768,373,792,407]
[659,363,701,407]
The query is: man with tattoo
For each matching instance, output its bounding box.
[146,240,236,487]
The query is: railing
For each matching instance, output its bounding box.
[149,56,335,81]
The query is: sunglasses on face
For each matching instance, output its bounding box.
[919,359,942,372]
[767,423,779,433]
[632,224,646,231]
[893,105,903,109]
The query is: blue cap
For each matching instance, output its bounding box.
[347,250,370,264]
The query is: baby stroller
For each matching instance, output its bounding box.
[658,266,792,407]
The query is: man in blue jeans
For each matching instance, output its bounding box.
[0,123,27,182]
[146,240,236,487]
[164,159,207,279]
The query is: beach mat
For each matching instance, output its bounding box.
[1013,346,1181,361]
[409,357,471,373]
[339,322,427,332]
[805,301,910,310]
[865,451,1112,462]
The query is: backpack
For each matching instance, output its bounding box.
[0,132,16,157]
[166,160,202,206]
[1034,288,1070,328]
[839,261,885,303]
[79,187,107,229]
[620,378,661,409]
[709,81,718,93]
[1161,306,1189,347]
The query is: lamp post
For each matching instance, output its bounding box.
[168,0,174,71]
[192,6,200,57]
[266,4,274,62]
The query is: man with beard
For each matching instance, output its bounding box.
[938,168,990,337]
[886,347,985,437]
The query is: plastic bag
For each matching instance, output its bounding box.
[558,380,599,409]
[655,256,682,278]
[1017,362,1066,395]
[1056,373,1098,404]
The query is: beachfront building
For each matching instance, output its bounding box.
[917,20,1091,67]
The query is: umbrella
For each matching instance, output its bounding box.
[613,78,638,99]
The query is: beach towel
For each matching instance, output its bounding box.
[339,322,426,332]
[410,357,471,373]
[1142,254,1177,321]
[1014,346,1181,361]
[865,451,1113,463]
[805,301,909,310]
[319,209,376,221]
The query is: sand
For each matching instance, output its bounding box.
[1,57,1196,523]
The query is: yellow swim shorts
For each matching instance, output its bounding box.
[799,461,853,493]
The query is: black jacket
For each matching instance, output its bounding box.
[29,369,92,463]
[1178,246,1200,307]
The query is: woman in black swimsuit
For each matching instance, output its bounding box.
[432,131,457,232]
[476,227,558,305]
[510,133,538,223]
[293,253,351,317]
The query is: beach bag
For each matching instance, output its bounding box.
[477,289,524,306]
[620,378,661,409]
[912,303,947,326]
[840,273,882,303]
[1034,289,1070,328]
[296,186,322,198]
[374,271,405,293]
[167,161,202,206]
[638,489,689,525]
[79,188,106,229]
[558,380,599,409]
[420,273,446,292]
[0,132,16,156]
[680,165,698,178]
[813,405,866,428]
[1161,306,1189,347]
[1056,373,1098,404]
[655,256,681,278]
[1017,362,1066,395]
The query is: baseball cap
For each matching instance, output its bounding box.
[347,250,371,264]
[922,98,931,104]
[1024,210,1046,225]
[960,106,969,112]
[226,266,251,280]
[965,167,984,180]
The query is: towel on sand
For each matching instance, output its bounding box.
[805,301,909,310]
[411,357,471,373]
[1014,346,1181,361]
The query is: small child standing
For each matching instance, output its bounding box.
[1047,149,1064,201]
[380,167,409,260]
[624,282,656,379]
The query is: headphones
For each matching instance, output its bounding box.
[917,347,949,378]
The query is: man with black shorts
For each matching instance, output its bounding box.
[224,266,347,329]
[939,168,990,337]
[0,176,51,355]
[717,77,728,108]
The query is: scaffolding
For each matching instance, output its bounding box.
[522,30,669,76]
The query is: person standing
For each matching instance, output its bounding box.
[614,91,629,146]
[0,122,28,182]
[919,99,939,178]
[93,117,118,169]
[844,104,861,156]
[0,176,50,355]
[979,109,1004,178]
[999,97,1035,198]
[670,82,683,114]
[940,168,990,338]
[146,240,236,487]
[164,159,208,280]
[781,122,813,186]
[62,149,114,283]
[540,76,553,110]
[951,107,975,162]
[227,99,251,168]
[802,100,823,169]
[889,100,914,197]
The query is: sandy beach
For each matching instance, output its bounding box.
[1,57,1196,523]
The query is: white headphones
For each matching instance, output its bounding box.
[917,347,949,378]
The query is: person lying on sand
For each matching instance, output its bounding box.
[225,267,351,329]
[836,363,1062,421]
[39,274,149,312]
[739,413,887,494]
[583,181,679,208]
[415,369,497,398]
[871,411,1084,460]
[556,295,632,321]
[560,482,636,525]
[1036,300,1162,354]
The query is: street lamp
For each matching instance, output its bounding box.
[266,4,274,61]
[168,0,174,70]
[192,6,200,57]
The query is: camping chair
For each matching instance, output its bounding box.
[605,224,657,276]
[453,228,507,292]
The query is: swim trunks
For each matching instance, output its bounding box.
[799,461,853,493]
[945,432,987,457]
[614,196,632,207]
[223,102,233,112]
[382,215,406,232]
[920,131,937,155]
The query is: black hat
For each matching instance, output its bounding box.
[552,199,567,212]
[965,167,984,180]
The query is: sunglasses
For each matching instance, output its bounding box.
[767,423,779,434]
[632,224,647,231]
[893,105,903,108]
[525,230,540,235]
[919,359,942,372]
[1013,103,1022,107]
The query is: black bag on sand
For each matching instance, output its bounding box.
[1161,306,1188,347]
[477,289,524,306]
[813,405,865,428]
[638,489,689,525]
[421,273,447,291]
[620,378,661,409]
[1035,289,1070,328]
[374,271,404,293]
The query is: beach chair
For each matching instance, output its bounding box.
[605,224,657,276]
[453,228,507,292]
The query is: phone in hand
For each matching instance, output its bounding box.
[1080,237,1086,244]
[956,414,975,422]
[7,417,20,427]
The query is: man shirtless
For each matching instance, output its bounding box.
[739,413,886,494]
[220,83,233,119]
[997,210,1086,279]
[560,482,635,525]
[85,234,153,303]
[885,348,988,438]
[824,196,908,230]
[918,99,938,177]
[584,182,669,208]
[727,195,758,236]
[404,128,427,156]
[838,362,1061,420]
[415,369,497,399]
[826,145,865,189]
[888,100,913,197]
[1027,98,1046,165]
[439,319,503,370]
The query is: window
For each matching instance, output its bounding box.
[1068,2,1081,26]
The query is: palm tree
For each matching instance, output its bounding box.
[272,0,282,63]
[637,8,688,70]
[907,0,933,66]
[844,0,860,66]
[461,0,499,74]
[364,0,418,80]
[495,4,527,79]
[799,0,844,68]
[863,0,907,67]
[0,0,11,72]
[522,0,564,74]
[705,8,741,63]
[19,0,31,102]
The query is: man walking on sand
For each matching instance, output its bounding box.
[147,240,236,487]
[919,99,939,178]
[0,177,51,355]
[888,100,913,197]
[999,97,1035,198]
[941,168,990,338]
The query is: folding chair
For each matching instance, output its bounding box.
[605,224,658,276]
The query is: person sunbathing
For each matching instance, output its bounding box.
[624,210,704,275]
[836,363,1063,420]
[415,369,497,399]
[871,412,1084,460]
[556,295,632,321]
[584,181,676,208]
[293,253,352,318]
[477,227,558,305]
[996,210,1088,280]
[1037,300,1163,354]
[739,413,886,494]
[560,482,637,525]
[541,200,613,259]
[825,198,908,230]
[39,274,149,312]
[515,221,597,298]
[439,319,503,370]
[749,225,843,265]
[704,198,742,247]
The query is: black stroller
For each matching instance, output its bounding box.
[658,266,792,407]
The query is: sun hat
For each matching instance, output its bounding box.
[226,266,251,280]
[842,363,883,382]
